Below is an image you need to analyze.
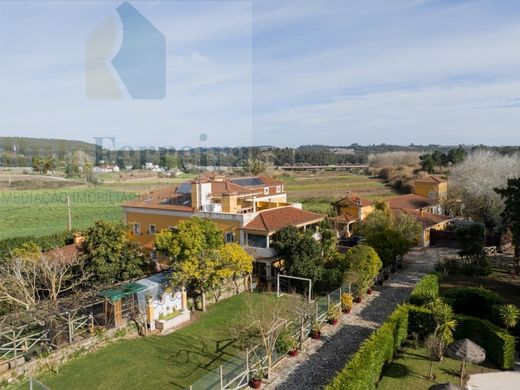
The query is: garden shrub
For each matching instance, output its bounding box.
[326,305,408,390]
[443,287,504,319]
[407,305,436,338]
[409,272,441,306]
[0,230,73,257]
[407,305,515,369]
[454,315,515,370]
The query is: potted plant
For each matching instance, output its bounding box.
[327,306,341,325]
[277,330,298,357]
[340,292,353,314]
[250,372,263,389]
[310,321,322,339]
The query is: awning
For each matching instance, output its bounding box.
[97,283,147,302]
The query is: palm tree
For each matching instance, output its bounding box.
[499,304,520,330]
[431,301,458,361]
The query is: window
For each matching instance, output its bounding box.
[264,187,269,195]
[151,249,158,261]
[149,224,156,235]
[168,226,178,232]
[225,232,235,243]
[276,185,282,193]
[133,223,141,235]
[247,234,267,248]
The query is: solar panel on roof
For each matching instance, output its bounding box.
[175,182,192,194]
[231,178,264,187]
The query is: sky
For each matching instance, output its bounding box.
[0,0,519,148]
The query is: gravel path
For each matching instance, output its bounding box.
[264,247,456,390]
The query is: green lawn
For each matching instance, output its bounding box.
[20,293,277,390]
[0,188,135,239]
[378,346,497,390]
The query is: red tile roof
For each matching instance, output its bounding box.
[387,194,433,210]
[415,175,447,184]
[337,192,373,207]
[398,209,452,229]
[329,214,356,224]
[44,244,80,264]
[243,206,324,233]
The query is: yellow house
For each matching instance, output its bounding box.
[122,175,325,271]
[413,175,448,202]
[335,176,452,247]
[336,192,374,222]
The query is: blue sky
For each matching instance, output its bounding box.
[1,0,519,148]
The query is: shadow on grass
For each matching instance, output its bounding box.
[382,362,409,378]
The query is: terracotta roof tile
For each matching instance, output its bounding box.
[337,192,373,207]
[387,194,433,210]
[243,206,324,233]
[397,209,452,229]
[415,175,447,184]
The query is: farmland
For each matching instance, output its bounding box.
[0,171,395,239]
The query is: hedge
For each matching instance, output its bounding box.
[326,305,409,390]
[409,272,441,306]
[407,305,515,369]
[0,231,73,258]
[454,315,515,370]
[443,287,504,319]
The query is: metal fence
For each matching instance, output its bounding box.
[186,285,344,390]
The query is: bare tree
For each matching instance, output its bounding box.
[38,252,91,302]
[448,150,520,225]
[231,294,307,379]
[0,251,91,310]
[0,256,39,310]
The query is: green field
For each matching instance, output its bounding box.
[0,188,135,239]
[281,172,396,214]
[19,293,277,390]
[0,172,392,239]
[377,346,496,389]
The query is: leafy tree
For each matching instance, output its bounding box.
[456,223,488,274]
[361,209,421,266]
[155,217,224,312]
[241,159,267,175]
[218,243,254,293]
[495,178,520,271]
[344,245,382,297]
[82,221,146,286]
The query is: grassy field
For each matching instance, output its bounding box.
[0,173,196,240]
[0,188,134,239]
[280,171,396,214]
[0,171,393,239]
[378,346,496,389]
[20,293,279,390]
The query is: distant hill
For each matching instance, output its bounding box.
[0,137,96,155]
[0,137,98,167]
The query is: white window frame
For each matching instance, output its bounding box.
[225,232,235,243]
[264,187,269,195]
[149,224,156,235]
[276,185,282,193]
[133,223,141,235]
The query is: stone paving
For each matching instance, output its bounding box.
[264,246,457,390]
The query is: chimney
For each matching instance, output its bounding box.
[72,233,84,247]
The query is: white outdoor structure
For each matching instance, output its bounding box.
[276,274,313,303]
